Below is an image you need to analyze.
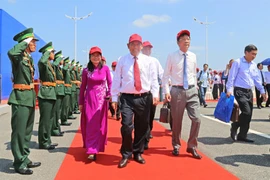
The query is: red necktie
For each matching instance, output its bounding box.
[134,56,142,91]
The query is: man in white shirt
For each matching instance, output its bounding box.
[111,34,159,168]
[109,61,120,120]
[162,30,202,159]
[141,41,164,148]
[197,64,211,107]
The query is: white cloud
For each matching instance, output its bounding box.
[137,0,181,3]
[228,32,235,37]
[8,0,16,3]
[133,14,171,28]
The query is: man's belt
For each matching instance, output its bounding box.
[71,80,81,86]
[13,83,34,90]
[172,85,195,89]
[64,84,72,87]
[56,80,65,84]
[41,82,56,87]
[122,91,150,97]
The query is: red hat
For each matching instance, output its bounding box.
[196,68,199,71]
[112,61,117,66]
[142,41,153,48]
[213,70,217,74]
[176,30,190,40]
[129,34,142,43]
[89,46,102,55]
[102,56,106,61]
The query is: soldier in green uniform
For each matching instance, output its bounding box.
[51,51,65,136]
[37,42,58,150]
[68,59,77,119]
[73,61,81,114]
[61,58,73,125]
[8,28,41,175]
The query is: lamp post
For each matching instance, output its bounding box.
[65,6,92,63]
[193,16,215,64]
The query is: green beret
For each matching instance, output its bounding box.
[13,28,39,42]
[71,59,75,65]
[39,42,55,53]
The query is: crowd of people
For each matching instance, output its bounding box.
[7,26,266,175]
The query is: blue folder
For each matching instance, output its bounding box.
[214,92,235,123]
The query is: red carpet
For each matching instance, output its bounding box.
[55,117,238,180]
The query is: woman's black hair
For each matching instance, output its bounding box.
[87,54,103,72]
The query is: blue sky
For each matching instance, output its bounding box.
[1,0,270,71]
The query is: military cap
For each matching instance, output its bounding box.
[54,51,63,59]
[39,42,56,53]
[71,59,75,65]
[64,57,70,64]
[13,28,39,42]
[80,65,83,68]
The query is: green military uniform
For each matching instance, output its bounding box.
[51,51,65,136]
[61,58,73,124]
[7,28,38,172]
[73,61,81,114]
[68,60,77,119]
[37,42,57,149]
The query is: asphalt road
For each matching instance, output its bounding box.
[0,102,270,180]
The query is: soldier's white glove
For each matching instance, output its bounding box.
[23,37,34,44]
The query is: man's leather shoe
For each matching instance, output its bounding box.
[144,143,149,150]
[61,122,72,126]
[172,149,179,156]
[133,154,145,164]
[51,143,58,147]
[237,137,254,143]
[39,145,55,150]
[15,167,33,175]
[116,116,121,121]
[230,127,237,141]
[118,158,128,168]
[52,133,63,137]
[73,111,80,114]
[68,116,77,119]
[149,133,153,139]
[186,148,202,159]
[27,162,41,168]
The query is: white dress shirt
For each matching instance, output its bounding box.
[111,53,159,102]
[162,50,197,94]
[150,56,164,85]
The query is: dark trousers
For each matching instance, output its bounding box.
[38,98,56,148]
[265,84,270,106]
[212,84,219,99]
[256,86,264,107]
[120,93,151,158]
[232,87,253,139]
[51,95,64,135]
[149,93,156,131]
[61,94,71,124]
[11,104,35,170]
[219,84,224,95]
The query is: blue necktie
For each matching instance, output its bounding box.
[183,54,188,89]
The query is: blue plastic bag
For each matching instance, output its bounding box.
[214,92,235,123]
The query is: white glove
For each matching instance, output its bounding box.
[23,37,34,44]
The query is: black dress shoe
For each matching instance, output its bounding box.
[51,143,58,147]
[68,116,77,119]
[172,149,179,156]
[133,154,145,164]
[39,145,55,150]
[52,133,63,137]
[186,148,202,159]
[87,154,96,161]
[144,143,149,150]
[257,106,261,109]
[118,158,128,168]
[116,116,121,121]
[149,134,153,139]
[237,137,254,143]
[61,122,72,126]
[73,111,81,114]
[27,162,41,168]
[15,167,33,175]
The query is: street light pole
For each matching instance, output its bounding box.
[193,16,215,64]
[65,6,93,62]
